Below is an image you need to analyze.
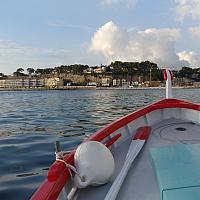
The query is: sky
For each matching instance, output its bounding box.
[0,0,200,74]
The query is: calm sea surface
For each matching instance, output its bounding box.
[0,89,199,199]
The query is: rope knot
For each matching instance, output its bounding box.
[55,151,83,181]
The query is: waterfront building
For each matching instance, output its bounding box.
[101,77,111,87]
[4,79,23,88]
[141,81,150,87]
[37,79,45,87]
[0,78,46,88]
[29,79,37,88]
[87,82,97,86]
[23,79,30,88]
[112,79,121,87]
[172,77,194,87]
[0,80,6,88]
[45,78,64,88]
[131,81,139,87]
[122,79,130,88]
[193,82,200,88]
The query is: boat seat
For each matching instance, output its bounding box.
[150,144,200,200]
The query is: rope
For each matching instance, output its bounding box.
[55,151,83,181]
[55,151,82,200]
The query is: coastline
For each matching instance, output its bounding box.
[0,86,96,91]
[0,86,199,91]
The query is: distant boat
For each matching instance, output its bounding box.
[31,69,200,200]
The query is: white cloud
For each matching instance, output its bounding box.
[102,0,137,7]
[174,0,200,21]
[178,51,200,67]
[90,21,186,67]
[189,27,200,37]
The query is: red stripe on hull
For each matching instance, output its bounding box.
[31,98,200,200]
[105,133,121,148]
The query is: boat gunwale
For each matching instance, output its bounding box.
[30,98,200,200]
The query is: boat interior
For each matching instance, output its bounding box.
[58,116,200,200]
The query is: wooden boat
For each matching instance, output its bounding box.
[31,70,200,200]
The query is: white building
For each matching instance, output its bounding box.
[45,78,64,88]
[102,77,111,87]
[0,78,46,88]
[0,80,6,88]
[87,82,97,86]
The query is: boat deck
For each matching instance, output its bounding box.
[76,118,200,200]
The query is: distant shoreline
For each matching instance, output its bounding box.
[0,86,96,91]
[97,86,200,90]
[0,86,199,91]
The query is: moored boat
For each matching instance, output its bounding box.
[31,70,200,200]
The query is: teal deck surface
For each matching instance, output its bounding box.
[150,144,200,200]
[163,187,200,200]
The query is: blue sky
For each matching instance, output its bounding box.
[0,0,200,74]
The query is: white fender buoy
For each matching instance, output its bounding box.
[74,141,115,188]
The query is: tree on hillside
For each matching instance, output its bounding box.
[43,68,54,74]
[35,68,43,75]
[16,68,24,73]
[35,68,54,76]
[176,67,200,81]
[13,68,27,77]
[27,68,35,75]
[109,60,161,81]
[71,64,88,75]
[0,73,7,79]
[178,67,193,78]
